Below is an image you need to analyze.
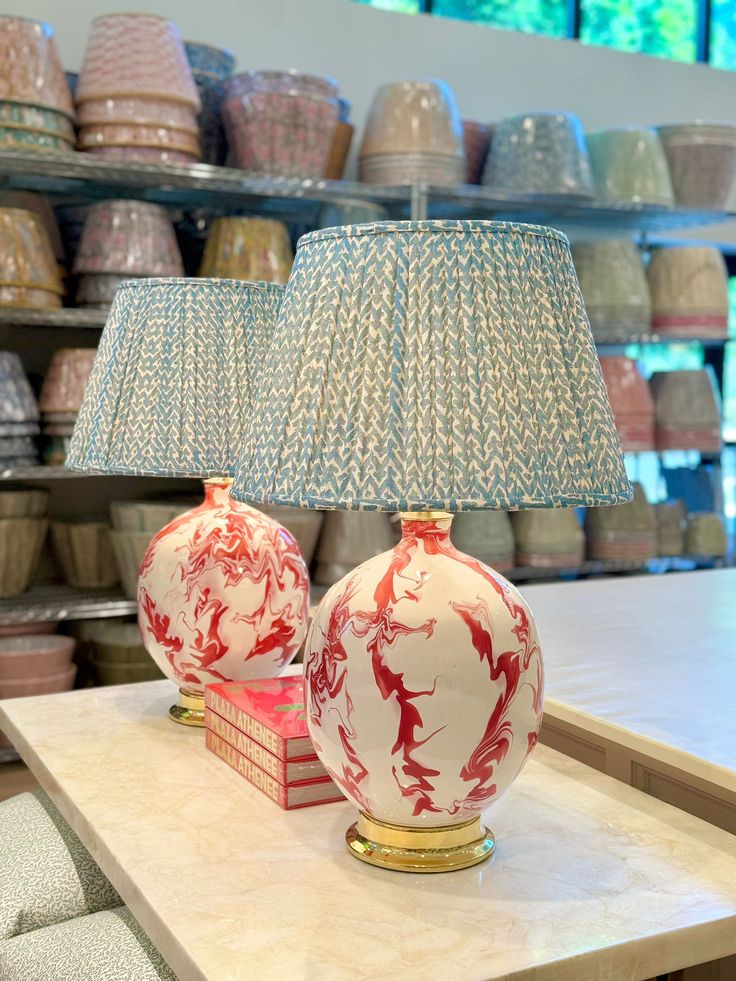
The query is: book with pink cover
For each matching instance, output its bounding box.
[204,677,314,760]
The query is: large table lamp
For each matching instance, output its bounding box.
[232,220,631,872]
[67,277,310,726]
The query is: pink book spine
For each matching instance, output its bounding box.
[206,708,292,783]
[206,729,288,809]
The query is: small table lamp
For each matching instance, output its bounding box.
[232,220,631,872]
[67,277,310,727]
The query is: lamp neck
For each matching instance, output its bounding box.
[202,477,233,506]
[399,510,453,541]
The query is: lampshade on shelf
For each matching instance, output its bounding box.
[233,220,630,874]
[67,277,310,727]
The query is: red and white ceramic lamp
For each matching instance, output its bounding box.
[232,220,632,872]
[66,277,309,726]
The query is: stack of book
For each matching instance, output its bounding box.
[204,676,344,810]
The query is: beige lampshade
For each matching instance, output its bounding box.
[359,80,464,185]
[572,240,651,338]
[511,509,585,568]
[450,511,514,571]
[685,513,727,557]
[314,511,399,586]
[647,246,729,339]
[650,369,722,453]
[585,483,657,562]
[655,500,686,557]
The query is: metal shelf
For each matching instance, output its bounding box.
[0,466,86,480]
[594,331,729,348]
[0,150,411,221]
[422,183,736,232]
[506,555,726,582]
[0,307,107,329]
[0,152,733,233]
[0,585,135,625]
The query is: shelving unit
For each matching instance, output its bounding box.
[0,466,84,481]
[0,148,730,634]
[0,150,734,228]
[0,586,135,625]
[0,308,106,329]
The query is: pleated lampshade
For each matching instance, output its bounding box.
[232,220,631,511]
[66,277,284,476]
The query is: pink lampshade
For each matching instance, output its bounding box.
[599,356,655,452]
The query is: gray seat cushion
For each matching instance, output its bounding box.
[0,790,121,939]
[0,907,177,980]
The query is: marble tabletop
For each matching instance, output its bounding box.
[3,681,736,981]
[522,569,736,792]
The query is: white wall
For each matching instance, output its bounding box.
[7,0,736,238]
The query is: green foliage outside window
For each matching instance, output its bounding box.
[711,0,736,69]
[432,0,566,37]
[580,0,696,61]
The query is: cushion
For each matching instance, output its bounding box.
[0,907,177,980]
[0,790,121,939]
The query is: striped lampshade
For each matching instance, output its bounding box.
[232,219,631,511]
[66,277,284,477]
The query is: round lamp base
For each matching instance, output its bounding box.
[169,688,205,727]
[346,812,495,873]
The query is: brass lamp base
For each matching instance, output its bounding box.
[346,812,495,873]
[169,688,205,727]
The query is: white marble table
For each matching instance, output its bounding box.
[3,682,736,981]
[524,570,736,833]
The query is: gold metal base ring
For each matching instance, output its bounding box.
[346,811,495,873]
[169,688,205,727]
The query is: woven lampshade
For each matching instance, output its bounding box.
[686,512,727,557]
[585,482,657,561]
[66,278,284,477]
[650,369,722,453]
[572,240,651,337]
[511,508,585,567]
[656,499,686,557]
[232,220,631,512]
[451,511,515,570]
[314,511,399,585]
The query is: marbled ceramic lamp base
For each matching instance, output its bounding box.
[346,812,495,873]
[169,688,206,727]
[138,479,309,728]
[305,512,544,875]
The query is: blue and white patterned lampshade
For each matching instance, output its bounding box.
[66,277,284,477]
[232,220,631,512]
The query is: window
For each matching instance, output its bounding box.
[355,0,728,67]
[722,277,736,440]
[354,0,420,11]
[433,0,566,38]
[580,0,697,62]
[711,0,736,69]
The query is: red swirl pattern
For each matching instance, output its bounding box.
[306,516,543,825]
[138,481,309,691]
